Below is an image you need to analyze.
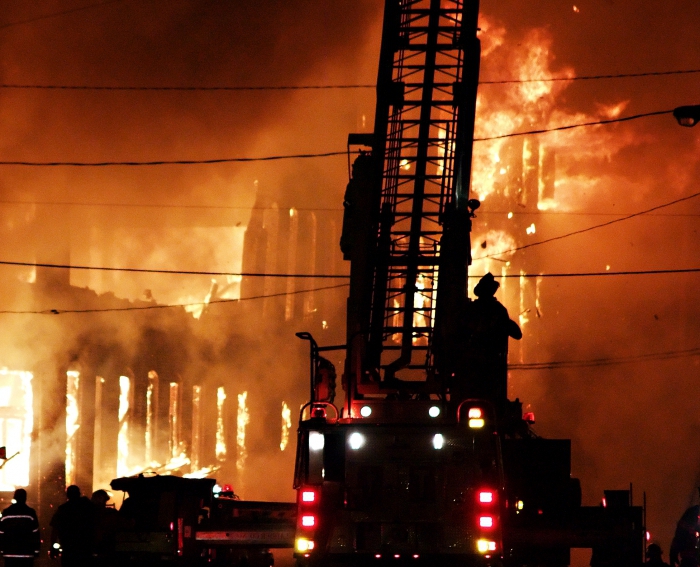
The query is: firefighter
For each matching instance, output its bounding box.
[457,272,522,405]
[49,485,96,567]
[90,490,119,566]
[646,544,671,567]
[670,504,700,567]
[0,488,40,567]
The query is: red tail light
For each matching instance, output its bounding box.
[479,516,494,528]
[301,515,316,528]
[479,491,494,504]
[301,490,316,503]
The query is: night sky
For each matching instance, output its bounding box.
[1,0,700,559]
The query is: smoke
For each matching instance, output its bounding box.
[1,0,700,555]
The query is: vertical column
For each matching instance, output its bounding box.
[93,377,105,488]
[191,385,202,471]
[168,382,180,460]
[145,371,159,465]
[117,375,133,477]
[76,370,95,494]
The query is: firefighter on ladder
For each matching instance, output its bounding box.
[670,504,700,567]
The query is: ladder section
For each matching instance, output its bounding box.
[368,0,475,381]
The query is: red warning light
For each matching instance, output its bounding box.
[479,491,494,504]
[479,516,494,528]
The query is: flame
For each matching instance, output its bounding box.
[216,386,227,461]
[145,371,157,463]
[280,401,292,451]
[168,382,180,459]
[117,375,131,477]
[0,369,33,490]
[65,371,80,487]
[191,385,202,470]
[236,391,250,476]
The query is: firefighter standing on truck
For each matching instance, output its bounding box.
[0,488,40,567]
[670,504,700,567]
[457,272,522,405]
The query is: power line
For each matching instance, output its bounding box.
[0,259,350,279]
[0,198,344,212]
[479,267,700,278]
[3,197,700,217]
[510,346,700,371]
[474,189,700,260]
[0,83,375,92]
[0,282,350,315]
[3,68,699,92]
[4,258,700,280]
[0,150,348,167]
[0,110,675,167]
[474,109,673,142]
[481,68,700,85]
[0,0,125,31]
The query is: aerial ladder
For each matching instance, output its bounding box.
[293,1,645,566]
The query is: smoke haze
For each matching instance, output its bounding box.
[0,0,700,558]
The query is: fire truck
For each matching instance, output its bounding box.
[292,1,644,566]
[109,474,295,566]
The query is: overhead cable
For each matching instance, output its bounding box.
[0,109,675,167]
[474,109,673,141]
[0,0,125,32]
[0,259,350,279]
[4,258,700,279]
[3,197,700,217]
[474,189,700,260]
[3,68,700,91]
[510,347,700,370]
[0,283,350,315]
[0,150,348,167]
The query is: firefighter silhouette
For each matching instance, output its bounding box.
[671,504,700,567]
[455,272,521,405]
[0,488,40,567]
[646,544,671,567]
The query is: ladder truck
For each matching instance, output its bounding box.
[293,1,644,566]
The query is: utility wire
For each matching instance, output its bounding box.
[0,259,350,279]
[474,189,700,260]
[474,109,673,141]
[3,68,699,91]
[4,258,700,280]
[0,110,674,167]
[0,282,350,315]
[510,346,700,370]
[472,268,700,278]
[0,83,375,91]
[0,150,348,167]
[0,0,125,31]
[481,68,700,85]
[3,197,700,217]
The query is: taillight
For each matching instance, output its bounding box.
[479,516,494,528]
[296,487,320,555]
[475,489,500,555]
[479,491,494,504]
